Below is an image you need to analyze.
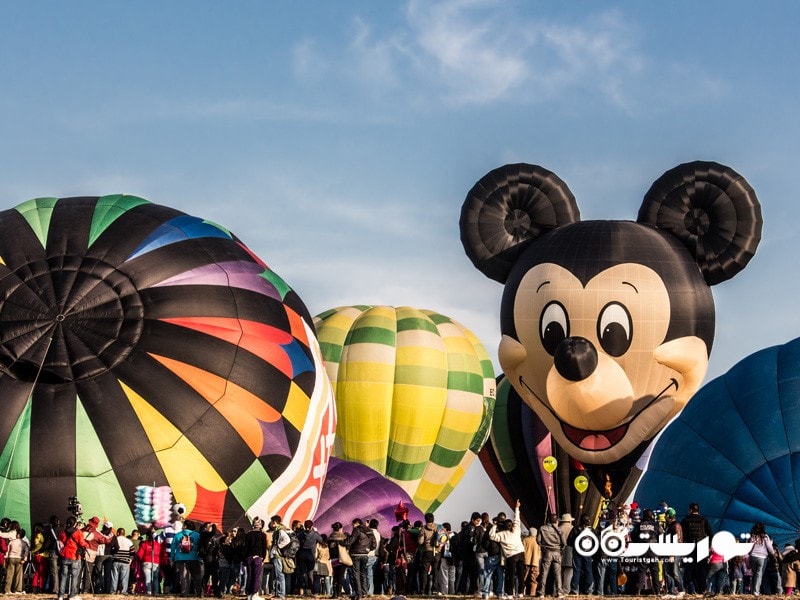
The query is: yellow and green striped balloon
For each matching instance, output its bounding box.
[313,305,496,512]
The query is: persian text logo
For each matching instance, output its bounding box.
[574,527,753,561]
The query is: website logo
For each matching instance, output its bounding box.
[574,527,753,561]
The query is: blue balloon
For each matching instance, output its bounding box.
[636,337,800,545]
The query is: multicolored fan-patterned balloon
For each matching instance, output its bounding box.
[0,195,335,531]
[314,305,495,512]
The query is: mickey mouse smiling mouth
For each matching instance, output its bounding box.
[520,372,679,457]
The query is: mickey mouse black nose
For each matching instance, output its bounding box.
[554,337,598,382]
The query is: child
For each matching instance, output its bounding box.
[729,555,744,594]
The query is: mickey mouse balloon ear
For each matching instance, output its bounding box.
[460,163,581,284]
[638,161,762,286]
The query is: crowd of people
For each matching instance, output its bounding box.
[1,498,799,599]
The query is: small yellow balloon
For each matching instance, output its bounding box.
[574,475,589,494]
[543,456,558,473]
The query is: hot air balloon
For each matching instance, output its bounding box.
[480,376,598,526]
[635,337,800,545]
[460,161,762,499]
[313,305,495,512]
[314,457,425,538]
[0,195,335,532]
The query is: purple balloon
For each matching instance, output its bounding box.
[314,457,425,538]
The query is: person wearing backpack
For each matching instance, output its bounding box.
[171,520,202,597]
[417,513,440,595]
[268,515,292,600]
[437,522,456,595]
[57,515,89,600]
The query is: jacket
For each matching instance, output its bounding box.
[346,525,377,556]
[59,527,89,561]
[171,529,201,562]
[488,508,524,558]
[537,523,565,553]
[137,539,163,565]
[418,523,439,553]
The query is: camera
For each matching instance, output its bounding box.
[67,495,83,518]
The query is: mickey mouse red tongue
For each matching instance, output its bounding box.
[562,422,628,450]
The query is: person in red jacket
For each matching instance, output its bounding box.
[58,516,89,600]
[138,527,164,595]
[81,516,114,593]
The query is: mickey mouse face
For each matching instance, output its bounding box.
[498,222,712,464]
[461,162,762,467]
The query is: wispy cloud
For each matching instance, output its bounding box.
[319,0,727,113]
[335,0,645,108]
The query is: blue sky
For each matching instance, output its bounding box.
[3,1,799,523]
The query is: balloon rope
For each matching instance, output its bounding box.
[0,334,55,497]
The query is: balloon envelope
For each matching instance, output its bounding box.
[0,195,335,531]
[314,457,424,538]
[314,305,495,512]
[479,376,592,526]
[636,337,800,545]
[479,376,551,524]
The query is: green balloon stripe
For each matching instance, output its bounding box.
[75,396,136,531]
[491,378,517,473]
[470,396,496,454]
[447,370,484,393]
[259,269,293,301]
[318,340,345,363]
[425,312,454,326]
[15,197,58,249]
[89,195,150,248]
[430,443,467,469]
[397,315,440,335]
[0,401,31,524]
[346,324,397,347]
[386,455,427,481]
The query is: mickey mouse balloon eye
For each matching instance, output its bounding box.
[597,302,632,357]
[540,301,569,355]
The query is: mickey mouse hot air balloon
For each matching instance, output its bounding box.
[460,161,762,498]
[0,195,335,531]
